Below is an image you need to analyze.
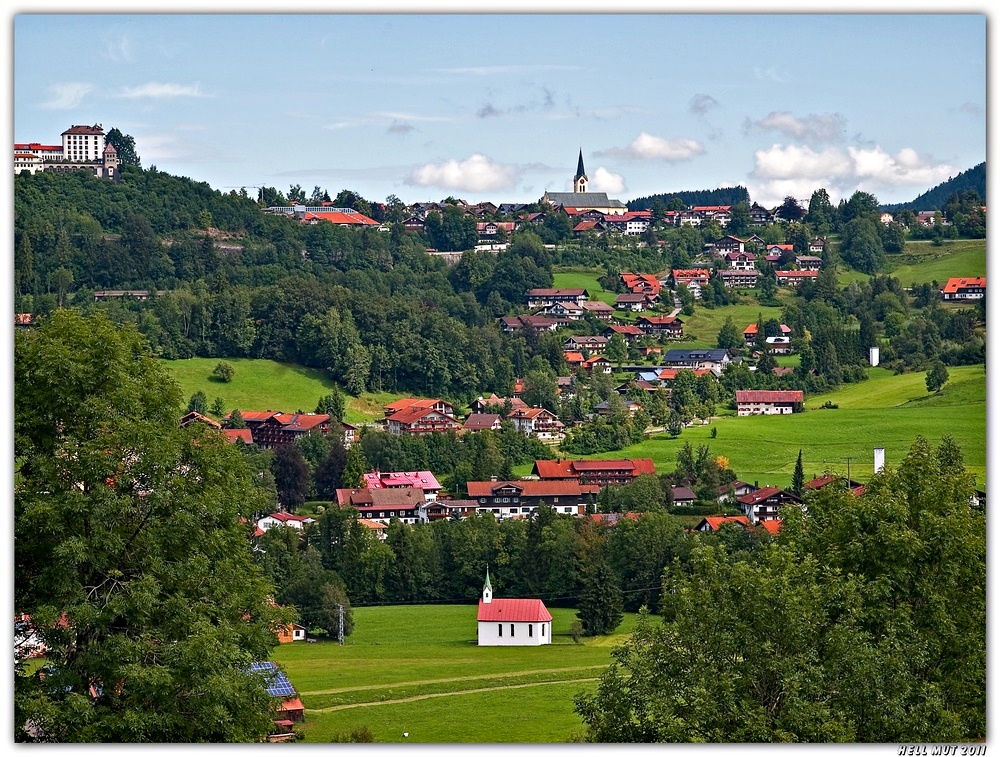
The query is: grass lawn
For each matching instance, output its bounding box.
[886,239,986,287]
[552,268,616,306]
[680,295,792,344]
[159,357,404,425]
[835,238,985,288]
[272,605,639,743]
[543,364,985,489]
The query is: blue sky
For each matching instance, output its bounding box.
[11,6,988,208]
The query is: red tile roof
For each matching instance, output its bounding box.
[223,428,253,444]
[698,515,750,531]
[942,277,986,293]
[735,390,803,404]
[477,598,552,623]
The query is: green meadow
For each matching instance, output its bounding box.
[160,357,403,425]
[837,238,985,287]
[555,364,986,489]
[271,605,639,743]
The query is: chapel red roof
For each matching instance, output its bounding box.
[477,598,552,623]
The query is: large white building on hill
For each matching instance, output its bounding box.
[15,124,120,180]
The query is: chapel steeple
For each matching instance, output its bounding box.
[482,566,493,604]
[573,149,588,193]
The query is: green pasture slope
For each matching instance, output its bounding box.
[559,364,986,489]
[837,238,986,287]
[271,605,639,743]
[552,269,615,306]
[160,357,404,425]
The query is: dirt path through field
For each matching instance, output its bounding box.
[301,664,605,696]
[308,677,602,713]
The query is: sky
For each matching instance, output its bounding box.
[9,6,989,210]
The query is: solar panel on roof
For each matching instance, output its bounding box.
[249,661,297,697]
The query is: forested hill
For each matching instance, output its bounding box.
[884,162,986,212]
[13,166,558,406]
[627,186,751,211]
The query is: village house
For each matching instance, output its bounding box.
[718,269,761,289]
[621,272,661,295]
[538,301,586,321]
[671,268,712,289]
[603,323,646,342]
[694,515,751,532]
[736,486,804,523]
[335,486,427,524]
[422,498,479,521]
[362,469,442,501]
[507,406,565,441]
[593,399,645,418]
[636,315,684,339]
[249,662,305,740]
[564,334,608,353]
[942,277,985,301]
[735,390,803,415]
[532,457,656,487]
[804,473,866,496]
[743,322,792,346]
[469,394,527,414]
[725,251,756,270]
[463,413,505,433]
[663,348,732,372]
[256,512,317,533]
[614,292,657,311]
[582,355,613,374]
[808,237,827,253]
[385,406,462,436]
[526,288,589,309]
[276,623,308,643]
[580,300,615,320]
[776,270,819,287]
[499,315,560,334]
[711,235,746,255]
[795,255,823,271]
[717,480,758,502]
[671,486,697,506]
[477,569,552,647]
[467,479,600,518]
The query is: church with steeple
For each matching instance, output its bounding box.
[476,567,552,647]
[542,149,627,215]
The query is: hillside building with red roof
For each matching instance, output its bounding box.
[531,458,656,487]
[735,390,803,416]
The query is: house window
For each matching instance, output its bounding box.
[529,625,533,637]
[510,624,515,636]
[542,625,545,637]
[498,624,503,637]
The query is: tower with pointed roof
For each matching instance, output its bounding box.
[573,149,588,193]
[482,566,492,604]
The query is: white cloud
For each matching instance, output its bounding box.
[406,154,521,193]
[600,132,705,162]
[748,143,958,207]
[753,67,790,84]
[589,167,626,194]
[116,82,207,99]
[41,83,95,110]
[374,110,458,124]
[745,111,847,144]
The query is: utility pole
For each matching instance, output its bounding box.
[841,457,853,489]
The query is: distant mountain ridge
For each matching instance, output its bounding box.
[883,162,985,212]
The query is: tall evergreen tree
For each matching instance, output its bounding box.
[791,449,805,496]
[576,560,625,636]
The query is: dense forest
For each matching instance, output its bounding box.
[884,161,986,211]
[627,186,751,211]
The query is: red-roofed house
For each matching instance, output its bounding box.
[386,406,462,436]
[532,458,656,487]
[256,512,317,532]
[477,569,552,646]
[942,277,985,301]
[467,479,600,518]
[695,515,751,532]
[743,322,792,346]
[735,390,803,416]
[636,315,684,338]
[776,270,819,286]
[335,486,427,524]
[507,407,565,441]
[463,413,505,433]
[737,486,803,523]
[254,413,334,448]
[363,470,442,500]
[222,428,254,445]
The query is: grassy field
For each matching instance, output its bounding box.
[160,357,404,425]
[836,238,985,288]
[542,364,986,488]
[272,605,639,743]
[552,269,616,305]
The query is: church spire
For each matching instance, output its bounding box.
[482,565,493,604]
[574,149,588,194]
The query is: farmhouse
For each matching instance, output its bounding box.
[737,486,803,523]
[249,661,304,741]
[507,406,565,441]
[477,569,552,647]
[526,288,589,308]
[532,458,656,486]
[335,486,427,524]
[663,348,732,372]
[735,390,803,415]
[942,277,985,301]
[466,479,599,519]
[695,515,750,532]
[776,270,819,286]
